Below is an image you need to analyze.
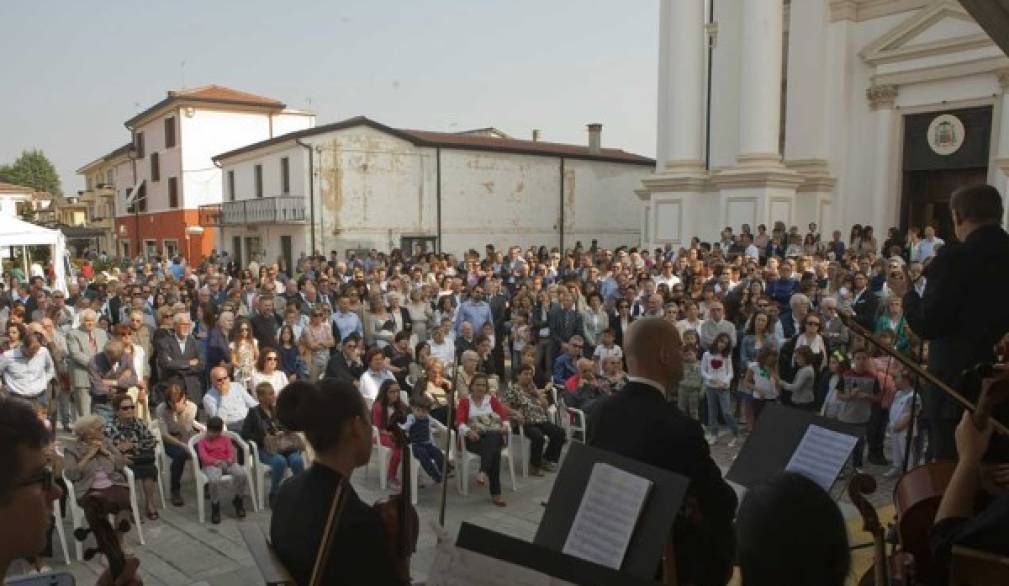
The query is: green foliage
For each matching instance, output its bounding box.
[0,149,62,196]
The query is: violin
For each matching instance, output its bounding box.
[372,415,420,585]
[839,313,1009,585]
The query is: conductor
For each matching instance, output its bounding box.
[890,184,1009,461]
[587,317,737,586]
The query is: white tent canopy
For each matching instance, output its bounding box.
[0,217,69,293]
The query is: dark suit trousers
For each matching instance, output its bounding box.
[518,422,565,467]
[465,432,503,495]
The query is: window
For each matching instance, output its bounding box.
[144,239,158,260]
[138,184,147,212]
[105,169,114,186]
[150,152,160,182]
[163,239,179,258]
[254,164,263,198]
[164,117,176,148]
[125,187,134,213]
[121,241,130,258]
[134,132,145,158]
[227,170,235,202]
[168,177,178,208]
[280,157,290,194]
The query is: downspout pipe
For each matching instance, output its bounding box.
[705,0,715,170]
[296,139,317,255]
[436,148,442,253]
[559,157,566,252]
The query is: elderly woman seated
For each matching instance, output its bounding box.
[565,359,608,416]
[63,415,135,537]
[105,393,159,520]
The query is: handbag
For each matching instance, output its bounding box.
[264,431,306,455]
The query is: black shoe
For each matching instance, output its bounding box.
[234,497,246,519]
[211,503,221,524]
[171,491,184,507]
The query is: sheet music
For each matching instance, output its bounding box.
[427,540,575,586]
[561,462,652,570]
[785,424,858,491]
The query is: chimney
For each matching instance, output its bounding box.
[532,129,542,142]
[587,123,602,153]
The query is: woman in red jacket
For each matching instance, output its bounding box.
[456,373,509,506]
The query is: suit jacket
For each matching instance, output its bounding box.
[850,288,879,331]
[88,351,139,398]
[156,333,204,402]
[251,312,281,351]
[608,313,633,348]
[547,306,585,349]
[324,351,364,385]
[67,327,110,389]
[904,224,1009,423]
[588,381,737,586]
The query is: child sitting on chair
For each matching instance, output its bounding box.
[196,416,249,524]
[402,395,448,485]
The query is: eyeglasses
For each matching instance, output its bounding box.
[16,467,54,492]
[215,376,229,383]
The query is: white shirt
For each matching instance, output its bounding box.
[430,338,456,367]
[593,344,623,374]
[744,244,760,259]
[0,346,55,397]
[359,369,394,407]
[203,383,258,425]
[654,274,681,289]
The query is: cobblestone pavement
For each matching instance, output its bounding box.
[20,432,900,585]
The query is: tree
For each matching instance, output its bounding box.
[0,149,62,196]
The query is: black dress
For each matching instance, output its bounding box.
[271,464,402,586]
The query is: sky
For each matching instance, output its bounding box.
[0,0,658,194]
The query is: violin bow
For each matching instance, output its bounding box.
[308,476,348,586]
[838,312,1009,436]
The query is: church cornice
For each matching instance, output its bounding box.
[859,0,992,66]
[831,0,931,23]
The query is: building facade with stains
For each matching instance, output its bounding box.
[208,117,653,271]
[80,85,314,263]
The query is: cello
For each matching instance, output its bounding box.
[838,313,1009,584]
[373,411,420,584]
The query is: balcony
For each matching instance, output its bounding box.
[198,196,307,227]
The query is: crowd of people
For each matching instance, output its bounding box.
[1,182,1008,585]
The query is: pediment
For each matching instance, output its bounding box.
[860,0,994,65]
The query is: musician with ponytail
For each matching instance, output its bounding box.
[270,380,403,585]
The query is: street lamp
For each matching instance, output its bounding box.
[184,225,204,264]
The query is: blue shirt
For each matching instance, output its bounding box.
[168,263,184,280]
[552,353,579,385]
[331,310,363,342]
[454,300,493,335]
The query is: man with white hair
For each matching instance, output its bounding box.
[819,296,850,355]
[156,312,204,403]
[67,308,109,419]
[774,293,811,347]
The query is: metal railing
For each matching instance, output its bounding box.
[199,196,306,226]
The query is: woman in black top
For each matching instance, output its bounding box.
[271,380,402,585]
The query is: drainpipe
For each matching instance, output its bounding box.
[705,0,715,170]
[559,157,566,252]
[436,148,442,253]
[296,139,317,255]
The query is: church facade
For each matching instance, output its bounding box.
[640,0,1009,249]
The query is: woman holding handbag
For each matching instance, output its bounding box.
[241,381,305,507]
[105,393,160,520]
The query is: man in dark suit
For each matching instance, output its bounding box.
[548,290,584,358]
[323,334,364,387]
[849,271,879,331]
[156,312,205,404]
[588,318,737,586]
[250,295,281,351]
[892,184,1009,461]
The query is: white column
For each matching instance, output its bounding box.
[658,0,706,171]
[738,0,785,164]
[868,84,898,229]
[994,71,1009,226]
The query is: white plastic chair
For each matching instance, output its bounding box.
[566,407,587,443]
[146,422,167,509]
[456,422,517,496]
[186,430,258,523]
[248,440,305,510]
[62,467,145,561]
[406,421,453,505]
[516,425,558,478]
[369,426,391,490]
[52,496,71,565]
